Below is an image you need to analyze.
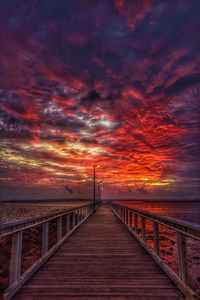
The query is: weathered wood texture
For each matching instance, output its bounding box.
[14,206,184,300]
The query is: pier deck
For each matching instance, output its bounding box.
[14,205,184,299]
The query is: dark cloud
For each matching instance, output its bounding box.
[166,73,200,96]
[0,0,200,199]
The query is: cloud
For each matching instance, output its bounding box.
[0,0,200,199]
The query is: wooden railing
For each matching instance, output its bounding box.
[0,203,96,300]
[109,202,200,300]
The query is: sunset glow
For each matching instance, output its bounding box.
[0,0,200,200]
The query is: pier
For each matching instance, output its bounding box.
[1,204,199,299]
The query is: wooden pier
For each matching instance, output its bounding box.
[13,206,184,299]
[1,203,200,299]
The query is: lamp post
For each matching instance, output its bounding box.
[98,180,103,205]
[93,165,100,208]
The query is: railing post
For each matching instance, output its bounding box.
[42,222,49,255]
[134,213,138,234]
[77,210,79,223]
[126,210,128,224]
[72,211,76,228]
[177,232,188,283]
[75,212,77,225]
[57,216,62,241]
[130,211,133,228]
[79,210,82,222]
[79,210,81,222]
[82,208,84,220]
[66,214,70,232]
[9,231,23,285]
[153,221,160,256]
[141,217,146,242]
[83,208,86,219]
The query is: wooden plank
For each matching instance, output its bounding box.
[14,206,185,300]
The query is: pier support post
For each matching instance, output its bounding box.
[66,214,70,232]
[177,232,188,283]
[42,222,49,255]
[9,231,23,285]
[72,212,76,228]
[141,217,146,242]
[57,217,62,241]
[153,222,159,256]
[130,211,133,228]
[126,210,128,225]
[134,213,138,234]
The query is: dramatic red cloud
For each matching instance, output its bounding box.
[0,0,200,200]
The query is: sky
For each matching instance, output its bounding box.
[0,0,200,200]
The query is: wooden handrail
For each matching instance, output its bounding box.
[0,202,93,237]
[1,203,97,300]
[109,202,199,300]
[111,203,200,240]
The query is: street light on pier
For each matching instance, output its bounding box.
[98,180,103,205]
[93,164,100,209]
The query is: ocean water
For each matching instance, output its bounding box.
[115,200,200,224]
[0,200,92,223]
